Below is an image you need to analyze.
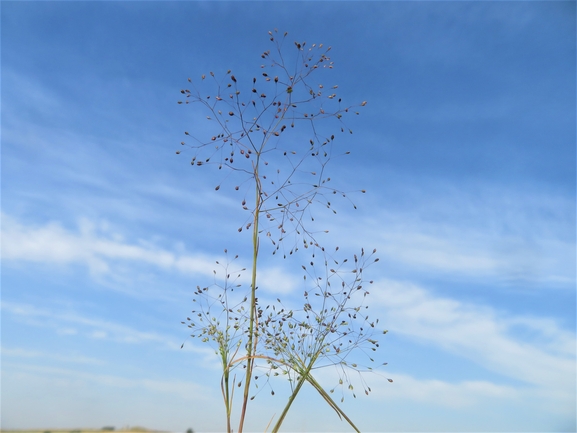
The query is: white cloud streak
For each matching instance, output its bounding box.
[323,181,575,289]
[1,362,217,431]
[2,212,575,416]
[1,213,218,278]
[0,300,212,359]
[1,346,105,366]
[372,278,575,409]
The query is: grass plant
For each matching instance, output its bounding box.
[178,29,389,433]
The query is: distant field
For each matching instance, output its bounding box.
[0,429,173,433]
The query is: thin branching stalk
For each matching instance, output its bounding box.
[238,161,261,433]
[271,352,317,433]
[220,346,232,433]
[180,29,389,433]
[304,372,360,432]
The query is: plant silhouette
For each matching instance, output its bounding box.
[179,29,389,433]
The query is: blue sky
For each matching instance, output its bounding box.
[1,2,575,432]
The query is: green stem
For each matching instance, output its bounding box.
[237,95,289,433]
[271,355,316,433]
[270,351,360,433]
[305,372,361,433]
[237,158,262,433]
[220,348,232,433]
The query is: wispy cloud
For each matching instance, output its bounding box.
[313,366,519,409]
[1,300,209,357]
[372,278,575,405]
[5,176,574,290]
[1,346,106,366]
[4,362,211,400]
[4,211,574,392]
[377,373,519,409]
[1,213,219,279]
[1,362,217,431]
[0,212,326,301]
[325,181,575,289]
